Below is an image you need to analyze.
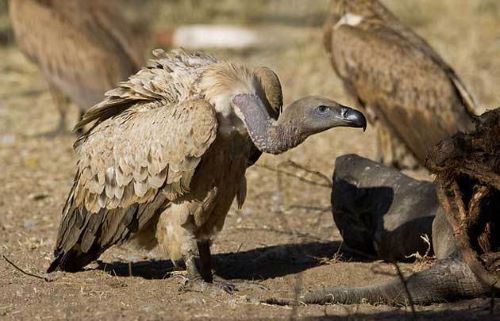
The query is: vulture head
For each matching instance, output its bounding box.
[232,93,366,154]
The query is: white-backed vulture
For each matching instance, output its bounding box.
[9,0,145,135]
[324,0,477,169]
[47,49,366,290]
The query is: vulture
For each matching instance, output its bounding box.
[47,49,367,290]
[9,0,145,135]
[324,0,477,169]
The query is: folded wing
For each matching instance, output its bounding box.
[49,69,218,271]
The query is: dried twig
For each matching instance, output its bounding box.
[254,163,331,188]
[280,160,333,187]
[234,226,323,241]
[287,205,331,212]
[273,166,301,321]
[2,255,50,281]
[405,234,433,261]
[393,262,417,320]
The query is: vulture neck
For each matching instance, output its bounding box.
[232,94,304,155]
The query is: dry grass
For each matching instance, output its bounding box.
[0,1,499,320]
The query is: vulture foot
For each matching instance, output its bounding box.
[44,271,65,282]
[178,276,236,294]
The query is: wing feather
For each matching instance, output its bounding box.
[49,96,217,272]
[328,24,476,163]
[75,98,217,212]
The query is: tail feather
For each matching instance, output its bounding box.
[47,247,101,273]
[47,187,163,273]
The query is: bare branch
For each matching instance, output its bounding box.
[280,160,333,187]
[254,163,331,188]
[3,255,50,282]
[393,262,417,320]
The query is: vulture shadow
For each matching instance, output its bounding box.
[96,240,369,281]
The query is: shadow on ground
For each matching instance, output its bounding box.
[303,300,500,321]
[96,240,367,281]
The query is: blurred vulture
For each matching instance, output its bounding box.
[324,0,477,169]
[47,49,367,290]
[9,0,146,135]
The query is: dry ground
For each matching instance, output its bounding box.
[0,1,499,320]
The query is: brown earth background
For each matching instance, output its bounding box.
[0,1,499,320]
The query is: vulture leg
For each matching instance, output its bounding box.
[198,240,236,293]
[197,240,213,283]
[340,83,415,169]
[156,207,228,290]
[375,116,419,170]
[38,85,72,137]
[181,239,235,293]
[343,80,420,170]
[183,237,203,281]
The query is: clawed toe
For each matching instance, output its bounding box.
[178,277,237,294]
[214,279,236,294]
[43,271,65,282]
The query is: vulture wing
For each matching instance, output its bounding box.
[9,0,142,108]
[325,24,476,163]
[48,52,218,272]
[386,20,477,117]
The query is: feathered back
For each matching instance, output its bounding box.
[76,49,218,131]
[48,50,225,272]
[324,0,477,166]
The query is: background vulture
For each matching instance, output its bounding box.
[324,0,477,169]
[47,49,367,290]
[9,0,146,135]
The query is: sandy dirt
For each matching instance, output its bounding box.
[0,1,499,320]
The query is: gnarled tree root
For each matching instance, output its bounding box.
[264,258,487,306]
[428,109,500,292]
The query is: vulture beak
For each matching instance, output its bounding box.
[339,106,367,131]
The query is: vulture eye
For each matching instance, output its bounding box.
[317,105,329,113]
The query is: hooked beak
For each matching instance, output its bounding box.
[339,106,367,131]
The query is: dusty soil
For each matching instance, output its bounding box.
[0,1,499,320]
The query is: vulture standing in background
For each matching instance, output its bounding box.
[47,49,367,290]
[324,0,477,169]
[9,0,145,136]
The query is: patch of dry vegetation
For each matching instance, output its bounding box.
[0,1,498,320]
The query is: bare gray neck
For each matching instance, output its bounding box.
[232,94,303,154]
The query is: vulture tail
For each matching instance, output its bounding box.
[47,245,102,273]
[47,206,108,273]
[47,183,162,273]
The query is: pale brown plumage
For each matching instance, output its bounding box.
[324,0,477,168]
[9,0,145,134]
[49,50,251,274]
[47,49,366,287]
